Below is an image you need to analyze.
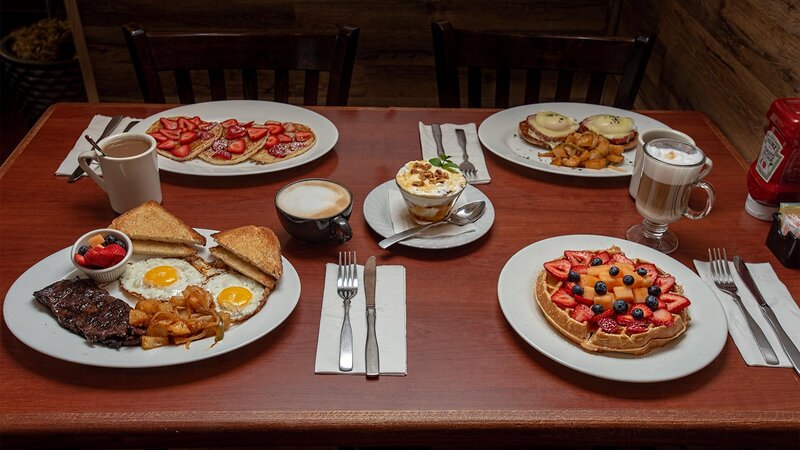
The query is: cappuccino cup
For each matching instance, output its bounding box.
[78,133,162,214]
[275,178,353,244]
[635,139,715,224]
[629,128,710,198]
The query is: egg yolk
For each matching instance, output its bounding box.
[218,286,253,309]
[143,265,179,287]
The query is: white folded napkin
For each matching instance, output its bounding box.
[419,122,491,184]
[315,263,407,375]
[388,189,476,238]
[56,115,141,176]
[694,260,800,367]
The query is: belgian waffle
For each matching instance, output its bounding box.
[534,246,690,355]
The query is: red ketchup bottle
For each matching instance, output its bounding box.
[745,98,800,220]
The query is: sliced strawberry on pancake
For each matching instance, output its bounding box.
[251,121,316,165]
[146,115,221,161]
[198,120,266,165]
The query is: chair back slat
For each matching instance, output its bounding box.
[554,71,574,102]
[175,70,195,104]
[586,72,607,104]
[432,21,654,109]
[303,71,320,106]
[467,67,481,108]
[523,70,541,105]
[123,25,359,106]
[242,69,258,100]
[275,69,289,103]
[495,67,511,109]
[208,69,226,101]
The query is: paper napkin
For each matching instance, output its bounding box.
[315,263,407,375]
[419,122,491,184]
[388,189,476,238]
[56,115,141,176]
[694,260,800,367]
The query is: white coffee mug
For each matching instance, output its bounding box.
[78,133,162,214]
[629,128,710,198]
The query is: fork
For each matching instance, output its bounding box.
[708,248,780,365]
[337,251,358,372]
[455,129,477,179]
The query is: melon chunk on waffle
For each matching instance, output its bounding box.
[534,246,690,355]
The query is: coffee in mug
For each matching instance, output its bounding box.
[635,139,715,224]
[78,133,162,214]
[629,128,705,198]
[275,179,353,243]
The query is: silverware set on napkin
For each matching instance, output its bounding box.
[432,123,477,180]
[337,252,380,377]
[708,248,800,374]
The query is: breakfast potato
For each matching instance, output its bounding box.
[141,335,169,349]
[129,309,152,327]
[547,131,625,170]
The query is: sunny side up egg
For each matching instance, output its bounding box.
[204,272,266,322]
[120,258,207,301]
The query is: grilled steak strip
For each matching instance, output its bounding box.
[33,278,144,348]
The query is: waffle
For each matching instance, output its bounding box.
[534,246,690,355]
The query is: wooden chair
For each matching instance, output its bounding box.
[122,25,360,106]
[431,21,654,109]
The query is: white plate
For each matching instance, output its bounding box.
[497,234,727,382]
[3,229,301,368]
[129,100,338,176]
[363,180,495,249]
[478,103,669,178]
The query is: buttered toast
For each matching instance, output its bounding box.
[210,225,283,289]
[109,201,205,257]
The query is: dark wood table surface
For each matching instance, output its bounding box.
[1,103,798,448]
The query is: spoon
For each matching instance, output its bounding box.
[379,200,486,249]
[84,135,108,156]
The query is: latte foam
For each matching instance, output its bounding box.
[276,179,351,219]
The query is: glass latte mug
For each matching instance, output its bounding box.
[625,138,715,254]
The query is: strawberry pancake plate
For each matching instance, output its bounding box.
[129,100,337,177]
[498,234,727,382]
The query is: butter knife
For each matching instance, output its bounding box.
[364,256,379,377]
[431,124,446,158]
[67,115,124,182]
[734,256,800,375]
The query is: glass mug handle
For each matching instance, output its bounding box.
[699,156,713,178]
[331,215,353,243]
[683,180,715,220]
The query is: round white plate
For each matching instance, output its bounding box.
[498,234,727,382]
[478,102,669,178]
[129,100,338,176]
[363,180,495,249]
[3,229,301,368]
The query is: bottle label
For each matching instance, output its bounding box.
[756,130,784,182]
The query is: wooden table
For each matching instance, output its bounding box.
[1,103,798,448]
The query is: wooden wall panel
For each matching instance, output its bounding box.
[620,0,800,162]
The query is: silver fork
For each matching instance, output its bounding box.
[455,129,477,179]
[708,248,779,365]
[337,251,358,372]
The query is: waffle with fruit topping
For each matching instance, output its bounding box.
[535,246,690,355]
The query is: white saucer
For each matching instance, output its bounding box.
[363,180,495,249]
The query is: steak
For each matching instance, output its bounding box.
[33,278,145,348]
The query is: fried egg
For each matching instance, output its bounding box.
[120,258,206,301]
[204,272,266,322]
